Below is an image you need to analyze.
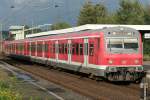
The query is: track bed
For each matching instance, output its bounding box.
[2,57,141,100]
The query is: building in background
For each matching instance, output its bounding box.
[9,25,24,40]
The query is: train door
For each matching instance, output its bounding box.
[12,43,14,54]
[23,42,25,55]
[88,38,99,65]
[68,40,71,64]
[37,41,43,57]
[14,43,16,54]
[49,40,56,59]
[58,40,68,61]
[16,43,19,55]
[44,41,50,58]
[71,38,84,63]
[26,42,30,56]
[20,43,23,55]
[31,42,36,56]
[24,42,27,55]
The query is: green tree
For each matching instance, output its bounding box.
[115,0,145,24]
[51,22,71,30]
[77,2,111,25]
[94,4,110,24]
[77,2,96,25]
[144,5,150,24]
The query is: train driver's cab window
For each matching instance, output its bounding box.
[107,39,123,49]
[89,43,94,56]
[106,38,139,53]
[124,39,138,49]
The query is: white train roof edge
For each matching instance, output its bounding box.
[26,24,150,38]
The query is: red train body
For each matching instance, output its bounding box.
[4,27,145,81]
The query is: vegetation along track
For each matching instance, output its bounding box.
[2,57,140,100]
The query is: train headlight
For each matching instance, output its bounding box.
[108,60,113,64]
[122,60,126,64]
[112,32,116,35]
[134,59,139,64]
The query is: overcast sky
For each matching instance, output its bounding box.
[0,0,149,30]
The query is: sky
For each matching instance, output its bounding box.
[0,0,149,30]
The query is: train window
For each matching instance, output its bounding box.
[75,43,79,55]
[72,43,83,55]
[37,44,43,52]
[59,44,61,54]
[49,43,52,53]
[27,43,30,51]
[79,44,83,55]
[19,43,24,51]
[107,39,123,49]
[31,44,35,52]
[124,38,138,49]
[16,44,18,51]
[58,44,65,54]
[64,44,68,54]
[50,44,55,53]
[72,44,75,55]
[62,44,64,54]
[89,43,94,56]
[13,44,15,52]
[45,44,48,52]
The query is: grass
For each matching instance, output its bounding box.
[0,80,22,100]
[0,69,51,100]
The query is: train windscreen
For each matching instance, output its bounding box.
[106,38,139,53]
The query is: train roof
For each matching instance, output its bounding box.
[26,24,149,38]
[5,26,140,44]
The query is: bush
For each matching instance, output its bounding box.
[0,81,22,100]
[0,90,22,100]
[144,55,150,61]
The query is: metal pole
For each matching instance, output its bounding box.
[22,25,25,39]
[32,20,34,34]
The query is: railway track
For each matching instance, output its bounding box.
[2,57,141,100]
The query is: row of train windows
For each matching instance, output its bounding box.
[6,44,24,51]
[6,43,95,56]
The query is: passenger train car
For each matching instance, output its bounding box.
[4,27,145,81]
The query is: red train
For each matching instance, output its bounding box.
[4,26,145,81]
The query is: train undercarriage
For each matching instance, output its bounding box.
[105,66,145,82]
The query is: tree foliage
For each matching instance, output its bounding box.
[115,0,145,24]
[77,2,110,25]
[78,0,148,25]
[144,6,150,24]
[51,22,71,30]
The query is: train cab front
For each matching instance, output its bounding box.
[103,27,145,82]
